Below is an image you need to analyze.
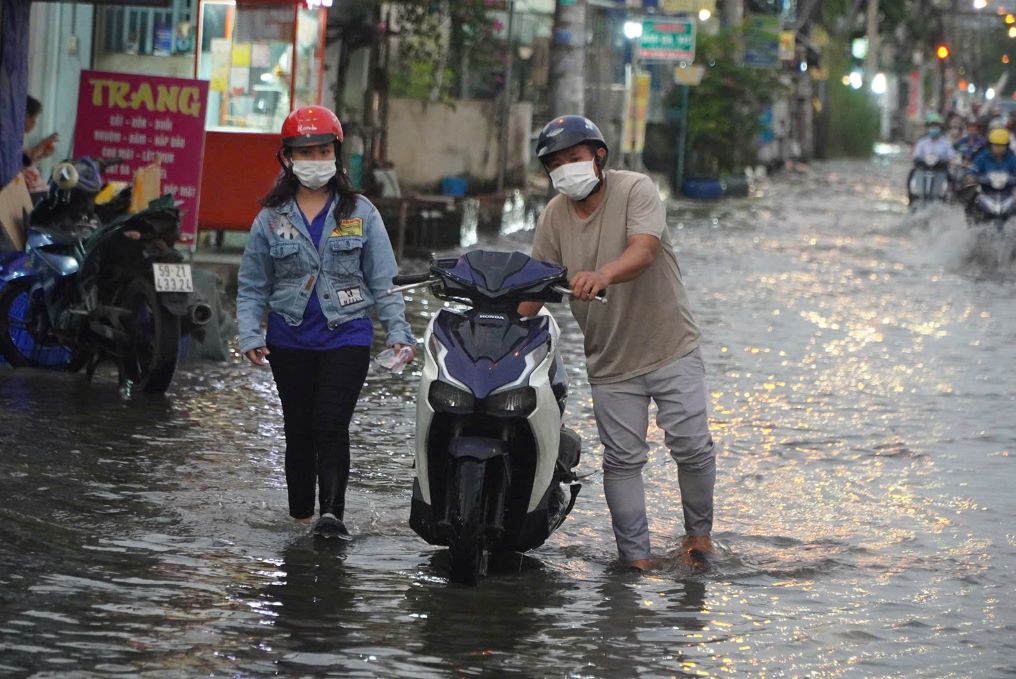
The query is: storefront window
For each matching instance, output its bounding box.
[94,0,197,78]
[197,1,324,133]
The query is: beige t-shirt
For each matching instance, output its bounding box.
[531,169,702,384]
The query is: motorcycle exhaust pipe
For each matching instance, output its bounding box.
[187,301,213,328]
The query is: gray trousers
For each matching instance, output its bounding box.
[590,347,716,562]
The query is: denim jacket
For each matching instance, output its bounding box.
[236,194,415,354]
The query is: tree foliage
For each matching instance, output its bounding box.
[675,28,783,176]
[824,37,880,157]
[389,0,503,101]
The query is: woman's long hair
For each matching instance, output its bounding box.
[260,143,360,220]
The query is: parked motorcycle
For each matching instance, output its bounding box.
[0,157,210,394]
[966,170,1016,232]
[390,250,596,584]
[907,153,952,207]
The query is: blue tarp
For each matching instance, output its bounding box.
[1,0,32,189]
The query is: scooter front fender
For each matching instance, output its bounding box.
[410,441,506,548]
[448,436,506,461]
[0,252,32,284]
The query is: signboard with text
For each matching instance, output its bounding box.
[74,70,209,248]
[623,72,652,154]
[639,18,696,63]
[744,15,781,68]
[661,0,716,13]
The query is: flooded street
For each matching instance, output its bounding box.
[2,154,1015,676]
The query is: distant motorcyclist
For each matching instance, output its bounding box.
[954,117,986,163]
[908,112,956,206]
[956,128,1016,208]
[911,112,957,163]
[970,128,1016,177]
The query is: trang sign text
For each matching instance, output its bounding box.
[85,78,203,118]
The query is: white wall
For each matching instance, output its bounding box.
[27,2,94,179]
[386,97,532,191]
[93,53,194,79]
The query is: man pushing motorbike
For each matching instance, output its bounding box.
[518,115,716,571]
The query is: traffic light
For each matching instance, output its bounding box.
[935,43,950,60]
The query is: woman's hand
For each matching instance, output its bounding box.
[394,343,416,363]
[245,346,271,366]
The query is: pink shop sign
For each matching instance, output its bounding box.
[74,70,209,248]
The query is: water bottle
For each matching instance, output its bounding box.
[375,346,414,374]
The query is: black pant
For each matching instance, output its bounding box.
[267,345,370,520]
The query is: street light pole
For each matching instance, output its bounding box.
[865,0,880,83]
[622,20,643,170]
[939,58,946,112]
[496,0,515,194]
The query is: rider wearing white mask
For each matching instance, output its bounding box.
[521,115,716,572]
[237,105,415,540]
[912,112,956,162]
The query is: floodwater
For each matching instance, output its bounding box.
[2,154,1015,676]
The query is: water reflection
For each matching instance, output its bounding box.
[263,540,356,672]
[582,576,711,675]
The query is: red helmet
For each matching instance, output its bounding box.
[281,105,344,147]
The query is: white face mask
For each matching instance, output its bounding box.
[549,160,600,201]
[291,159,336,189]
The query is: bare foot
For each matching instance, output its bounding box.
[624,558,655,572]
[294,516,313,525]
[678,534,714,568]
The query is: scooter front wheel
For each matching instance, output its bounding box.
[448,458,491,585]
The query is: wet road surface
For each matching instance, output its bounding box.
[2,153,1015,676]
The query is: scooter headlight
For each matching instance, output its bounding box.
[428,381,475,414]
[484,387,537,418]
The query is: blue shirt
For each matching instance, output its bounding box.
[266,195,373,350]
[955,133,985,159]
[971,148,1016,176]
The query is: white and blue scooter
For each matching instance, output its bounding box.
[390,250,601,584]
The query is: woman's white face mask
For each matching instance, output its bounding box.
[549,160,600,201]
[291,159,336,189]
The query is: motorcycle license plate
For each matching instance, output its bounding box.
[153,263,194,293]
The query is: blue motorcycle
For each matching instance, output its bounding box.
[0,158,210,394]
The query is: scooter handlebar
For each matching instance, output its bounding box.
[551,284,607,304]
[392,272,433,286]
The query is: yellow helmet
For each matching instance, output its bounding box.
[988,128,1010,146]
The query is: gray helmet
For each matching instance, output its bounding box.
[536,115,608,164]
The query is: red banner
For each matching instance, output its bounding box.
[73,70,209,248]
[907,70,922,121]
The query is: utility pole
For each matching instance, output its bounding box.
[864,0,879,82]
[549,0,586,116]
[722,0,743,27]
[496,0,516,193]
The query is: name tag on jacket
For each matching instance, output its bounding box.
[331,218,363,237]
